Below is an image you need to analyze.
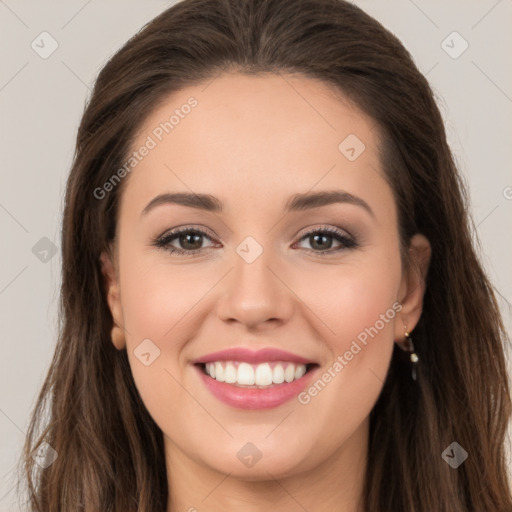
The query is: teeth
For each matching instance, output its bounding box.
[237,362,255,385]
[203,361,309,386]
[295,365,306,379]
[224,363,237,383]
[255,363,273,386]
[284,364,295,383]
[214,362,224,382]
[272,364,285,384]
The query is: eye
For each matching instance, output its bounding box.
[152,225,217,255]
[294,226,358,256]
[152,225,358,256]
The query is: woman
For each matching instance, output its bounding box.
[17,0,512,510]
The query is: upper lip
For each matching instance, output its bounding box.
[193,347,316,365]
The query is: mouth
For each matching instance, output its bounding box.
[196,361,319,388]
[192,347,320,409]
[193,360,320,410]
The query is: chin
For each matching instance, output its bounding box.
[194,437,314,479]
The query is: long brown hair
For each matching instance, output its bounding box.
[16,0,512,510]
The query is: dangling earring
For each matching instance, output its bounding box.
[403,330,419,381]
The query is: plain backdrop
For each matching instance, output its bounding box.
[1,0,511,510]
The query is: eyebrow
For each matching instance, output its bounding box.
[140,190,375,219]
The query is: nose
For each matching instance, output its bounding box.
[215,245,295,331]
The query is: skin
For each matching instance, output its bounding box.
[100,72,431,512]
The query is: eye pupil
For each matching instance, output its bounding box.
[310,233,333,250]
[180,232,203,250]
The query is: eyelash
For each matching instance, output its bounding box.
[152,225,358,257]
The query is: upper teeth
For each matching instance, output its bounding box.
[204,361,307,386]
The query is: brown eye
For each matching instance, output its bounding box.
[295,227,358,256]
[177,232,204,251]
[153,228,216,255]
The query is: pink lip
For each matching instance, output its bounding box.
[193,347,315,365]
[194,364,319,410]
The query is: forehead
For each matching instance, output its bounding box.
[119,72,393,220]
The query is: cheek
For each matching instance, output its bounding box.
[293,253,400,427]
[297,250,401,347]
[289,249,401,417]
[119,245,212,343]
[114,243,209,399]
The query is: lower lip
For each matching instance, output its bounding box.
[195,364,318,410]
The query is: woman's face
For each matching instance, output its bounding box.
[101,72,429,480]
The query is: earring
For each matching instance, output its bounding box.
[110,324,126,350]
[403,330,419,381]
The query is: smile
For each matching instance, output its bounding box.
[194,362,319,410]
[200,361,314,387]
[192,347,319,409]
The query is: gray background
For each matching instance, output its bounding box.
[1,0,511,509]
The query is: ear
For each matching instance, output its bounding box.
[394,233,431,342]
[99,248,126,350]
